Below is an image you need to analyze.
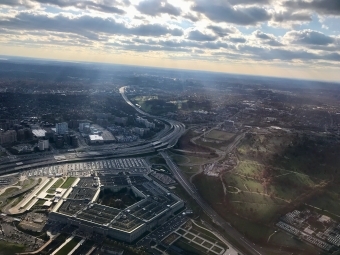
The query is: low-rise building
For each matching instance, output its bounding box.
[0,130,17,145]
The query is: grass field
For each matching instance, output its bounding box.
[21,178,35,189]
[32,199,46,209]
[306,190,340,217]
[174,224,227,255]
[170,151,211,165]
[55,237,81,255]
[194,138,230,151]
[37,179,53,195]
[174,239,208,255]
[46,178,64,193]
[132,96,158,113]
[169,153,190,164]
[0,240,25,254]
[149,156,166,165]
[60,177,76,189]
[268,231,319,254]
[193,173,282,243]
[176,130,340,254]
[178,165,201,176]
[176,130,217,155]
[0,187,19,197]
[191,223,226,248]
[205,130,235,141]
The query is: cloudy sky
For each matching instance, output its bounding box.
[0,0,340,81]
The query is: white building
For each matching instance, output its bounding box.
[38,139,49,151]
[56,122,68,135]
[89,135,104,144]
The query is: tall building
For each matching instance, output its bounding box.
[70,135,79,147]
[136,117,155,129]
[79,123,90,133]
[68,120,79,129]
[55,136,64,148]
[56,122,68,135]
[0,130,17,145]
[38,139,49,151]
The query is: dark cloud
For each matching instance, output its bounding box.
[273,11,312,22]
[30,0,126,14]
[285,30,335,45]
[137,0,181,16]
[283,0,340,16]
[202,41,231,49]
[120,44,191,53]
[228,37,246,43]
[0,12,183,38]
[228,0,271,5]
[253,30,283,46]
[183,13,200,22]
[0,0,35,8]
[192,1,271,25]
[254,30,271,40]
[131,37,231,50]
[207,25,234,36]
[187,30,217,41]
[239,45,340,62]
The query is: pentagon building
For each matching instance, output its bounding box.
[50,174,184,242]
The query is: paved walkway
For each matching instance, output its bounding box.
[68,238,85,255]
[51,235,74,255]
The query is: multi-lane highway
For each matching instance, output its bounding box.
[0,87,185,175]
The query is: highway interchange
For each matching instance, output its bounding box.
[0,86,264,255]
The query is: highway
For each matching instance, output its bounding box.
[0,87,185,174]
[119,86,185,148]
[161,151,263,255]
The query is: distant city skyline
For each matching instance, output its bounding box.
[0,0,339,81]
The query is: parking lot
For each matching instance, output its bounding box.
[21,158,150,178]
[0,222,45,252]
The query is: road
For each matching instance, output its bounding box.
[0,86,186,175]
[161,151,263,255]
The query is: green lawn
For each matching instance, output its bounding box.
[55,237,81,255]
[307,191,340,217]
[224,173,264,193]
[170,153,190,164]
[46,178,64,193]
[37,179,53,195]
[0,240,25,254]
[0,187,19,197]
[195,138,230,151]
[234,160,264,176]
[60,177,76,189]
[205,130,235,141]
[178,165,201,179]
[174,239,208,255]
[149,156,166,165]
[32,199,46,209]
[169,151,209,165]
[268,231,319,255]
[22,178,35,189]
